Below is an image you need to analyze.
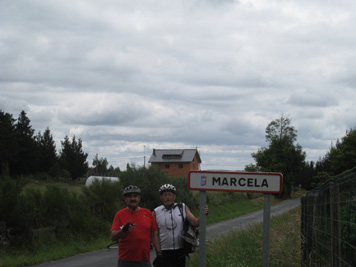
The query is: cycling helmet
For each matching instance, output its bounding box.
[123,185,141,196]
[159,184,176,195]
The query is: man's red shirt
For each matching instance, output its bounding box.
[111,207,157,261]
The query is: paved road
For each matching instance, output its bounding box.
[34,198,301,267]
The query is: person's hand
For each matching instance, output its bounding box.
[204,205,208,216]
[122,221,136,232]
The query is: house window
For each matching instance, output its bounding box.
[165,164,170,169]
[178,164,183,168]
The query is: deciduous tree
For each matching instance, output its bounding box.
[252,115,306,198]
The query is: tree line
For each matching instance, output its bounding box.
[1,110,355,197]
[0,110,94,180]
[246,114,356,198]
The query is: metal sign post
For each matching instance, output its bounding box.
[199,190,207,267]
[189,171,283,267]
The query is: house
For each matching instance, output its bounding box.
[148,148,201,177]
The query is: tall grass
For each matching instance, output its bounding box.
[189,206,301,266]
[0,236,110,267]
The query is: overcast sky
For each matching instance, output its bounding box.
[1,0,355,172]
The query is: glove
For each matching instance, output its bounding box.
[122,222,133,232]
[153,254,165,267]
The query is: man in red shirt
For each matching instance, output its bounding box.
[111,185,163,267]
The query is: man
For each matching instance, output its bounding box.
[153,184,208,267]
[111,185,162,267]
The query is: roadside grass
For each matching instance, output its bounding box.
[189,206,301,266]
[0,235,110,267]
[206,198,264,224]
[206,194,283,225]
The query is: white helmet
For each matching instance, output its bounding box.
[123,185,141,196]
[159,184,176,195]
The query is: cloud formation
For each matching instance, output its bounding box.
[1,0,355,171]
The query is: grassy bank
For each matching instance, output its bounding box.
[0,236,110,267]
[190,206,301,266]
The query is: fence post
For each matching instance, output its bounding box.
[301,196,307,266]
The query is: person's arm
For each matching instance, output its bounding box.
[186,205,208,227]
[151,211,161,254]
[110,221,135,241]
[110,229,124,241]
[151,231,162,255]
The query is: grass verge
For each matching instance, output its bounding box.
[189,206,301,266]
[0,236,110,267]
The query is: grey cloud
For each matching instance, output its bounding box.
[1,0,356,171]
[287,91,338,107]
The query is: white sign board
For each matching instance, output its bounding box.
[189,171,283,194]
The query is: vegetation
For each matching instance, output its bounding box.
[189,206,302,266]
[249,115,306,198]
[0,110,89,180]
[247,114,356,198]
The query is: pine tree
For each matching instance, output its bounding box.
[36,127,58,175]
[14,111,38,175]
[59,135,88,180]
[0,111,18,175]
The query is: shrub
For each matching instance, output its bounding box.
[81,179,123,221]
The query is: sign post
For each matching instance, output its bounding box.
[189,171,283,267]
[199,190,207,267]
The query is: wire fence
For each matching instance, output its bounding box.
[301,167,356,266]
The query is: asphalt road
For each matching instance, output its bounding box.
[33,198,301,267]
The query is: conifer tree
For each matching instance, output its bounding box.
[0,111,18,175]
[59,135,88,180]
[14,111,38,175]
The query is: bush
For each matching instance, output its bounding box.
[0,174,28,246]
[81,179,123,221]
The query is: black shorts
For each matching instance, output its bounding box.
[118,259,152,267]
[161,249,186,267]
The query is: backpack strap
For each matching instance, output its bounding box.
[177,202,185,224]
[178,202,191,234]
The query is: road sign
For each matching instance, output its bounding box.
[189,171,283,194]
